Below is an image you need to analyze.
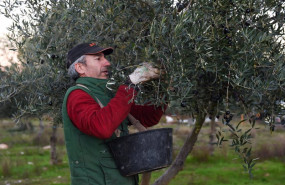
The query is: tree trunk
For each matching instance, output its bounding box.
[128,114,152,185]
[34,118,45,145]
[141,172,151,185]
[209,115,216,156]
[50,124,58,165]
[152,112,206,185]
[37,118,44,138]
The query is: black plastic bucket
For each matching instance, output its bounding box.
[107,128,173,176]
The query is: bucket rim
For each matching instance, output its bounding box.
[107,127,173,143]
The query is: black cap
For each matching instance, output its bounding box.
[66,42,113,69]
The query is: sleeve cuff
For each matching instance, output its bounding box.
[124,76,140,91]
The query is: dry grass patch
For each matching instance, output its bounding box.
[253,133,285,161]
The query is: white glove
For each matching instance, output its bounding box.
[129,63,161,84]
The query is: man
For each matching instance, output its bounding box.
[62,42,165,185]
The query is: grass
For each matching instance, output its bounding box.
[148,152,285,185]
[0,118,285,185]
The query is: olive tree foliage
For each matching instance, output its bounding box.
[146,0,285,114]
[147,1,285,182]
[1,0,285,184]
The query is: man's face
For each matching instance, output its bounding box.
[76,53,111,79]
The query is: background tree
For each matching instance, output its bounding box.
[1,0,284,185]
[0,36,17,118]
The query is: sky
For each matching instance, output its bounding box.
[0,13,11,36]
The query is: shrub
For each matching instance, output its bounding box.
[253,135,285,161]
[191,145,211,162]
[1,159,11,177]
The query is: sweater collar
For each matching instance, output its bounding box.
[76,77,111,95]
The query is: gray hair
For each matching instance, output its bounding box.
[67,55,86,80]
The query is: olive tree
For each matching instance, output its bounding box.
[1,0,284,184]
[145,1,285,184]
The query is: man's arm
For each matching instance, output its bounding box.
[130,103,167,128]
[67,85,137,139]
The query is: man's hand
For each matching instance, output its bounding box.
[129,63,162,84]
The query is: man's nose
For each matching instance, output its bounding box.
[103,57,111,66]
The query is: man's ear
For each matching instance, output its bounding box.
[75,63,85,76]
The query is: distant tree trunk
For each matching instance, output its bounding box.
[209,115,216,156]
[33,118,45,145]
[152,112,206,185]
[50,124,58,165]
[37,118,44,138]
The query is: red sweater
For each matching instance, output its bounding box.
[67,85,164,139]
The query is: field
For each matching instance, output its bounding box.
[0,117,285,185]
